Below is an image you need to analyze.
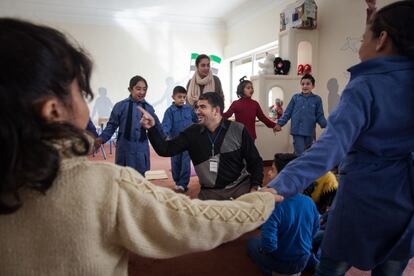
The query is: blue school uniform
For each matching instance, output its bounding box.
[100,97,162,175]
[86,119,98,137]
[268,56,414,270]
[277,92,327,154]
[162,103,197,190]
[248,194,319,275]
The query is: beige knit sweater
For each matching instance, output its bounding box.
[0,155,275,275]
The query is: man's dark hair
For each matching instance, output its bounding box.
[173,85,187,96]
[198,92,224,115]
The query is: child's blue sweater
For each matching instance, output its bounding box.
[261,194,319,261]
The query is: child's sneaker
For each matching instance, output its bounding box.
[174,185,186,193]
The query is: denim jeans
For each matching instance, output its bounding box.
[315,256,409,276]
[247,237,309,276]
[171,150,191,189]
[292,135,313,155]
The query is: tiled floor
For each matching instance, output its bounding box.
[89,144,414,276]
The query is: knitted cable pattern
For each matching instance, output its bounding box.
[119,167,269,223]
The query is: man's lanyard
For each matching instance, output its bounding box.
[207,126,222,157]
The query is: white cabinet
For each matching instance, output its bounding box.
[251,28,319,160]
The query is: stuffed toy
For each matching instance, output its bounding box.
[274,57,291,75]
[258,54,276,75]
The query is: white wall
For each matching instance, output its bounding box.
[225,0,397,116]
[0,8,225,121]
[316,0,396,114]
[52,21,225,122]
[1,0,399,123]
[225,7,280,59]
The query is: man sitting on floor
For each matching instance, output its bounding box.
[139,92,264,200]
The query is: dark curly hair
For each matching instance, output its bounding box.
[370,0,414,59]
[0,19,94,214]
[236,76,253,98]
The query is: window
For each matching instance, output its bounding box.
[230,56,252,101]
[229,43,278,102]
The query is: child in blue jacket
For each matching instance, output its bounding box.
[275,74,327,155]
[268,2,414,274]
[162,86,198,192]
[248,153,319,276]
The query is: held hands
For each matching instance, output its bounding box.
[259,187,284,203]
[138,106,155,129]
[273,124,282,134]
[93,138,103,153]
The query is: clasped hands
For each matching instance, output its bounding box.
[273,124,282,134]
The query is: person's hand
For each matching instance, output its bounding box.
[366,0,376,10]
[250,186,260,192]
[259,187,284,203]
[93,138,103,152]
[273,124,282,134]
[138,106,155,129]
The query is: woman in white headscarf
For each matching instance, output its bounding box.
[186,54,224,105]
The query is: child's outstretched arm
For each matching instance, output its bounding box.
[223,102,235,118]
[111,166,276,258]
[161,109,173,139]
[255,102,276,129]
[276,95,296,128]
[316,97,327,128]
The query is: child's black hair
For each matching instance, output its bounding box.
[370,0,414,59]
[129,75,148,90]
[0,18,93,214]
[173,85,187,96]
[273,153,298,173]
[301,74,315,86]
[236,76,252,98]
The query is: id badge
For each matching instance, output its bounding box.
[209,157,218,173]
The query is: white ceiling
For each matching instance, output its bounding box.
[0,0,286,28]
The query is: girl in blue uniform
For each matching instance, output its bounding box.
[268,1,414,275]
[96,76,162,175]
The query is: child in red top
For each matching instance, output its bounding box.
[224,77,277,140]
